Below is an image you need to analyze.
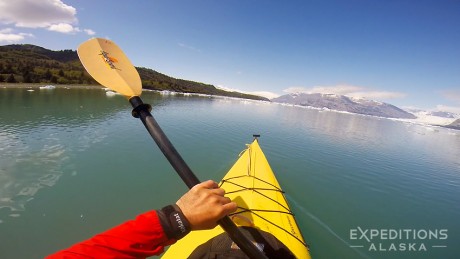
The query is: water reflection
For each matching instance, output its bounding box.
[0,88,130,218]
[277,105,390,143]
[274,104,460,164]
[0,88,129,126]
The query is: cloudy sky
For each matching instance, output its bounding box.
[0,0,459,111]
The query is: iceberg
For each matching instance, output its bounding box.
[39,85,56,90]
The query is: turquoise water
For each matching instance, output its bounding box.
[0,87,459,258]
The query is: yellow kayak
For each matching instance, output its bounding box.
[163,138,310,258]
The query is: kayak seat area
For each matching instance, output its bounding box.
[187,226,296,259]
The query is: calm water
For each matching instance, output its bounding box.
[1,87,459,259]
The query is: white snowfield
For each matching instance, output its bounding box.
[407,112,458,126]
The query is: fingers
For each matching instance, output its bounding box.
[195,180,225,196]
[197,180,219,190]
[177,180,237,230]
[215,196,232,206]
[211,187,225,196]
[222,201,238,214]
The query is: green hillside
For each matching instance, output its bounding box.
[0,44,268,101]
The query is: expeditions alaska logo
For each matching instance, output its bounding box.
[349,227,448,252]
[99,50,119,70]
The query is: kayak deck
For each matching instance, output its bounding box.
[162,138,310,258]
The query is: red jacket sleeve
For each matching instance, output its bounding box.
[46,210,176,259]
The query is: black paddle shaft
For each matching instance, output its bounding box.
[129,96,268,259]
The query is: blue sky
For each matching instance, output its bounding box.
[1,0,459,111]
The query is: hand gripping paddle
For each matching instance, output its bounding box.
[77,38,268,259]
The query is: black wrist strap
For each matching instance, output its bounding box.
[157,204,191,240]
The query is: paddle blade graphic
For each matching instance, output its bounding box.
[77,38,142,97]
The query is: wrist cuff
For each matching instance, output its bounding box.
[157,204,191,240]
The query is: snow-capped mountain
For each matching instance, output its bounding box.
[403,108,460,126]
[427,111,456,118]
[444,119,460,130]
[272,93,416,119]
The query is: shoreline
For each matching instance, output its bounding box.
[0,83,102,89]
[0,83,271,103]
[2,83,457,129]
[272,102,459,128]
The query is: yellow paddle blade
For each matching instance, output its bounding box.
[77,38,142,97]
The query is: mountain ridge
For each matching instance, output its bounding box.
[442,118,460,130]
[272,92,417,119]
[0,44,268,101]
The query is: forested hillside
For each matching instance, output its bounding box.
[0,44,267,101]
[0,44,93,84]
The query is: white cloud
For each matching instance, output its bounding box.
[216,85,278,99]
[0,28,13,33]
[83,29,96,35]
[347,91,406,100]
[216,85,244,94]
[0,28,34,43]
[435,105,460,114]
[0,32,25,43]
[249,91,280,99]
[0,0,76,28]
[0,0,95,36]
[283,84,405,101]
[283,84,363,95]
[178,42,201,52]
[441,89,460,104]
[47,23,79,34]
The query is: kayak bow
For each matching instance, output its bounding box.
[163,138,310,258]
